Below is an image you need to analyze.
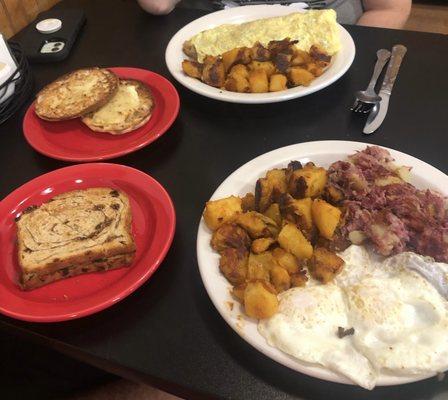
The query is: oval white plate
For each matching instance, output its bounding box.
[165,5,356,104]
[196,141,448,387]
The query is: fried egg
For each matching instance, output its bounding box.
[258,284,377,389]
[341,249,448,376]
[259,245,448,389]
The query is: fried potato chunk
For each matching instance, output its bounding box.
[182,60,202,79]
[265,168,288,195]
[279,194,313,233]
[306,62,324,77]
[256,176,272,212]
[309,247,344,283]
[203,55,218,64]
[211,223,251,251]
[202,59,225,88]
[248,61,276,78]
[234,211,278,239]
[288,164,327,198]
[251,238,276,254]
[270,265,291,293]
[248,69,269,93]
[311,199,341,240]
[285,160,303,181]
[263,203,282,227]
[228,64,249,79]
[272,247,299,274]
[225,64,250,92]
[290,270,308,287]
[225,75,250,93]
[269,74,288,92]
[219,247,249,285]
[244,280,278,319]
[288,67,315,87]
[255,169,288,212]
[278,223,313,260]
[232,282,247,303]
[247,252,273,281]
[222,48,241,72]
[223,47,252,72]
[204,196,242,231]
[249,251,278,272]
[241,192,256,212]
[291,49,312,66]
[293,197,313,230]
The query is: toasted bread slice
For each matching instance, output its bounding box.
[35,68,119,121]
[22,253,134,290]
[81,79,154,135]
[16,187,136,290]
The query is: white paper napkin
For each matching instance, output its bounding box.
[0,34,18,105]
[223,2,309,9]
[287,2,309,9]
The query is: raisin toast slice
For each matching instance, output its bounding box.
[16,188,136,290]
[35,68,119,121]
[81,79,154,135]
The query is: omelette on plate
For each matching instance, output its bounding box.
[184,10,341,62]
[181,10,340,93]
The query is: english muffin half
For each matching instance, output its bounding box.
[81,79,154,135]
[35,68,119,121]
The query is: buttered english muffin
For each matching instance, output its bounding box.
[81,79,154,135]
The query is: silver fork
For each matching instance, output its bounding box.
[351,49,391,114]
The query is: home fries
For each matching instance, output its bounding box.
[181,10,341,93]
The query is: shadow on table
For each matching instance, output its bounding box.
[0,328,117,400]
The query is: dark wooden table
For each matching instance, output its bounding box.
[1,0,448,399]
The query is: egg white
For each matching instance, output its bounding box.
[258,285,377,389]
[343,252,448,376]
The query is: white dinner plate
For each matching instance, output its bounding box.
[165,5,356,104]
[196,140,448,387]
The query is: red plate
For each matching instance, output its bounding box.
[23,67,180,162]
[0,163,176,322]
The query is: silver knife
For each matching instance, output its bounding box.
[363,44,407,134]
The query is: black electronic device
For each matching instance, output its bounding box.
[16,9,85,63]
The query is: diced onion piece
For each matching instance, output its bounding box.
[349,230,367,245]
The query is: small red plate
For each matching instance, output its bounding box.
[23,67,180,162]
[0,163,176,322]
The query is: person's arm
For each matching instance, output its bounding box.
[136,0,180,15]
[358,0,411,29]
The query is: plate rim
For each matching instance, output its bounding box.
[196,140,447,387]
[165,5,356,104]
[22,67,180,162]
[0,162,176,322]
